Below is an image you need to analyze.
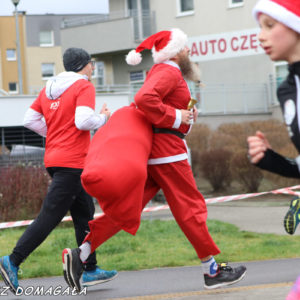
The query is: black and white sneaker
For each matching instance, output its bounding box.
[204,263,246,289]
[62,248,83,292]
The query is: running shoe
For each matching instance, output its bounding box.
[204,263,246,289]
[284,197,300,235]
[0,256,19,294]
[82,266,118,287]
[62,248,83,292]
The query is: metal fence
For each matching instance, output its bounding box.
[0,154,44,168]
[0,129,45,167]
[29,81,273,114]
[191,83,271,115]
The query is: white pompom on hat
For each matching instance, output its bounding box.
[125,28,188,65]
[253,0,300,34]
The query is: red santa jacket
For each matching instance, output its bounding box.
[135,61,191,164]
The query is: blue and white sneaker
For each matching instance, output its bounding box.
[82,266,118,287]
[0,256,19,294]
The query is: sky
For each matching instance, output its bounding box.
[0,0,109,16]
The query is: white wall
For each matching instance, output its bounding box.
[0,93,131,127]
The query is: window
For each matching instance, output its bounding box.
[92,61,105,86]
[275,62,288,88]
[41,63,55,79]
[8,82,18,94]
[229,0,244,8]
[129,70,145,94]
[6,49,16,61]
[177,0,194,16]
[39,31,54,47]
[129,70,144,82]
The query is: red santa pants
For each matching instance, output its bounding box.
[85,159,220,259]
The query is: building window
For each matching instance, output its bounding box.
[129,70,145,82]
[275,62,288,88]
[92,61,105,86]
[39,31,54,47]
[6,49,16,61]
[177,0,194,16]
[229,0,244,8]
[129,70,145,95]
[41,63,55,79]
[8,82,18,94]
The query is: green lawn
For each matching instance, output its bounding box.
[0,219,299,279]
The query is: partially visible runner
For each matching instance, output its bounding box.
[0,47,117,295]
[248,1,300,299]
[62,29,246,293]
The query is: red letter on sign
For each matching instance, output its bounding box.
[241,35,249,50]
[199,41,208,55]
[218,38,227,53]
[231,37,239,51]
[209,39,217,54]
[250,34,258,49]
[191,42,199,57]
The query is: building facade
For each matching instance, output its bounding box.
[0,0,289,154]
[0,13,27,94]
[0,12,101,95]
[60,0,287,116]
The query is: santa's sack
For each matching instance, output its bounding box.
[81,104,153,234]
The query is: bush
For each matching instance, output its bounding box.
[216,123,249,151]
[199,148,233,191]
[231,150,263,192]
[188,119,298,193]
[186,123,211,175]
[186,123,211,153]
[0,165,50,222]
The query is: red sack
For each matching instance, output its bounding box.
[81,105,153,234]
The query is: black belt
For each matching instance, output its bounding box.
[153,127,185,139]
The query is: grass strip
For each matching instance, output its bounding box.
[0,219,299,279]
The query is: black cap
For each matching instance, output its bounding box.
[63,47,91,72]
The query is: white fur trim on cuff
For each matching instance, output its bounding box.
[253,0,300,34]
[148,153,188,165]
[172,109,181,129]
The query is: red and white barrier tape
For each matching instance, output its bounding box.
[1,185,300,230]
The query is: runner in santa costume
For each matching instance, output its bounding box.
[62,29,246,292]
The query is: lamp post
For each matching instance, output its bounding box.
[11,0,23,94]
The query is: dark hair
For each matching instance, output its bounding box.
[63,47,91,72]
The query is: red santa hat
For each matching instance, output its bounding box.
[126,28,188,65]
[253,0,300,33]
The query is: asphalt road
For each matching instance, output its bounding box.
[1,259,297,299]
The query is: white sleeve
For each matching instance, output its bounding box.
[75,106,107,131]
[23,108,47,137]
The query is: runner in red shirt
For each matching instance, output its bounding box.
[0,48,117,295]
